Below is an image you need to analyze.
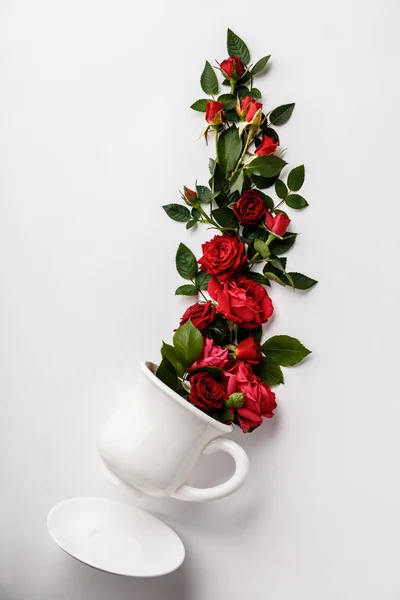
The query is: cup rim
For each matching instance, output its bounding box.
[141,361,233,434]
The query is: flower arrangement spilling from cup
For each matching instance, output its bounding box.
[159,29,317,433]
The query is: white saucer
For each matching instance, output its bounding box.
[47,497,185,577]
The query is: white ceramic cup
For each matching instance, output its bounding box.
[98,361,250,501]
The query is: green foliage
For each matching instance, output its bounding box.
[175,284,198,296]
[269,103,295,126]
[251,174,279,189]
[262,335,311,366]
[246,155,287,178]
[190,99,209,112]
[217,126,242,174]
[230,170,245,194]
[212,207,239,228]
[257,357,284,386]
[214,164,239,206]
[244,271,270,286]
[275,179,288,199]
[286,272,318,290]
[227,29,250,64]
[156,357,179,391]
[196,185,213,203]
[176,243,198,279]
[173,320,204,367]
[269,233,297,255]
[251,56,271,75]
[186,219,197,229]
[285,194,309,209]
[218,93,237,111]
[224,109,241,122]
[195,271,212,290]
[258,191,274,210]
[161,342,184,377]
[287,165,305,192]
[246,88,262,99]
[163,204,191,223]
[201,61,219,95]
[254,238,270,258]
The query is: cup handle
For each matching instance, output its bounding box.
[171,438,250,502]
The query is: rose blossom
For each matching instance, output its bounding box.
[189,372,225,411]
[220,56,244,79]
[223,361,277,432]
[198,234,247,281]
[205,101,224,125]
[189,337,228,371]
[266,212,291,237]
[237,96,263,123]
[232,190,266,225]
[184,187,197,203]
[180,301,216,331]
[255,135,280,156]
[208,274,274,329]
[236,336,262,364]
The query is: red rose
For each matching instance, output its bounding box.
[236,336,262,364]
[232,190,266,225]
[184,187,197,203]
[180,301,216,331]
[255,135,280,156]
[208,274,273,329]
[238,96,263,123]
[206,101,224,125]
[266,212,291,237]
[220,56,244,79]
[198,234,247,281]
[223,361,277,432]
[189,372,225,411]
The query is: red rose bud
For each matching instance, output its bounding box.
[180,300,216,331]
[225,392,245,409]
[205,101,224,125]
[220,56,244,79]
[189,372,225,411]
[265,212,291,237]
[233,190,266,225]
[183,187,197,204]
[236,336,262,364]
[237,96,263,124]
[255,135,280,156]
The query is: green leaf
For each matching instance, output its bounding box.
[246,155,287,178]
[176,243,198,279]
[251,55,271,75]
[173,320,204,367]
[156,357,178,391]
[162,204,191,223]
[263,263,288,286]
[245,272,270,285]
[227,28,250,64]
[246,88,262,99]
[268,256,285,271]
[230,170,245,194]
[285,194,309,209]
[275,179,288,199]
[200,61,219,95]
[195,271,212,290]
[269,233,297,255]
[287,165,305,192]
[186,219,197,230]
[209,158,216,175]
[217,126,242,174]
[187,366,223,378]
[242,225,268,245]
[287,272,318,290]
[218,93,237,111]
[269,103,295,126]
[191,207,201,219]
[258,191,274,210]
[260,125,280,141]
[254,238,270,258]
[175,284,198,296]
[252,174,279,189]
[212,207,239,229]
[190,99,209,112]
[224,109,241,123]
[161,342,184,377]
[257,357,284,386]
[214,164,239,206]
[196,185,213,203]
[262,335,311,366]
[236,85,250,98]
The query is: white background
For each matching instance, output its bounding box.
[1,1,399,598]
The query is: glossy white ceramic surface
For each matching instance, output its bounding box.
[98,362,250,501]
[47,497,185,577]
